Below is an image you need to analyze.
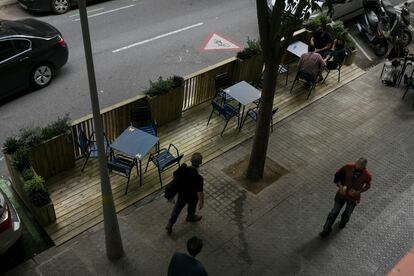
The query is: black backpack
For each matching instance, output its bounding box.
[164,164,188,200]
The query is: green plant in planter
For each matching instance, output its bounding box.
[2,137,23,155]
[305,11,332,32]
[237,38,262,60]
[19,126,43,149]
[22,168,35,181]
[41,114,71,140]
[328,20,355,53]
[24,175,50,207]
[12,147,30,172]
[145,77,175,97]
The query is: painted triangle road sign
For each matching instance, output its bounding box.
[199,33,242,52]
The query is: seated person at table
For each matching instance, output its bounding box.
[324,38,346,70]
[310,25,333,57]
[298,45,326,84]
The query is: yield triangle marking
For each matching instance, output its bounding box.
[199,33,242,52]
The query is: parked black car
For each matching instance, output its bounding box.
[18,0,89,14]
[0,19,68,101]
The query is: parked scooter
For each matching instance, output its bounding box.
[356,0,412,57]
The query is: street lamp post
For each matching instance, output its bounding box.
[78,0,124,260]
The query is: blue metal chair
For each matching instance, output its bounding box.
[130,106,159,150]
[207,99,240,136]
[107,155,137,195]
[240,106,279,132]
[278,64,289,86]
[77,130,111,172]
[290,69,319,100]
[215,72,235,104]
[402,76,414,110]
[145,144,184,188]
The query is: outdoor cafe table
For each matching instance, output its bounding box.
[287,41,308,58]
[110,126,159,186]
[223,81,261,129]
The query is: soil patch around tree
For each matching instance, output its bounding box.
[222,155,289,194]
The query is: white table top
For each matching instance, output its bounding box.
[287,41,308,58]
[223,81,261,106]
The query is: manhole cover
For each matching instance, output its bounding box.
[222,155,289,194]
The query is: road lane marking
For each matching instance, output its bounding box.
[72,4,135,21]
[112,22,204,53]
[69,7,105,17]
[349,33,373,62]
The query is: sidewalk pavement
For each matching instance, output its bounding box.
[5,63,414,275]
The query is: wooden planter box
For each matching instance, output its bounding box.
[148,85,184,127]
[28,132,75,180]
[344,49,357,66]
[232,54,264,83]
[4,155,56,226]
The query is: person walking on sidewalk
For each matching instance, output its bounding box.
[168,236,208,276]
[319,157,372,238]
[166,153,204,234]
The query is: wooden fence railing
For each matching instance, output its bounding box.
[182,57,237,110]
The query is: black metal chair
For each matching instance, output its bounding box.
[107,155,137,195]
[77,130,111,172]
[130,106,159,150]
[290,69,320,100]
[214,72,235,104]
[240,106,279,132]
[278,64,289,86]
[207,99,240,136]
[402,76,414,110]
[145,144,183,188]
[323,62,343,83]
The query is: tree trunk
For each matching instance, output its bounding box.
[246,60,278,181]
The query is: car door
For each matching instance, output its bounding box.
[0,38,31,100]
[332,0,364,21]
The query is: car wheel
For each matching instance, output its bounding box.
[31,64,54,89]
[51,0,70,14]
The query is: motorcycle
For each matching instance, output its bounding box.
[356,0,412,57]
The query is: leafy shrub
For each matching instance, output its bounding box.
[41,114,71,141]
[12,147,30,172]
[145,77,175,97]
[329,20,355,51]
[305,11,332,31]
[2,137,22,155]
[22,168,35,181]
[19,127,43,149]
[24,175,45,193]
[237,38,262,60]
[24,175,50,207]
[172,75,184,88]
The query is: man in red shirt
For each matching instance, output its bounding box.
[319,158,372,238]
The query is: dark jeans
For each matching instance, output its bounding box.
[168,195,198,225]
[323,193,356,232]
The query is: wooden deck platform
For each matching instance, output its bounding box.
[44,64,365,246]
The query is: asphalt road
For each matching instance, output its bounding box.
[0,0,261,176]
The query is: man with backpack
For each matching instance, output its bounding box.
[165,152,204,235]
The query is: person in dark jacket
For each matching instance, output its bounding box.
[168,236,208,276]
[319,157,372,238]
[166,152,204,234]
